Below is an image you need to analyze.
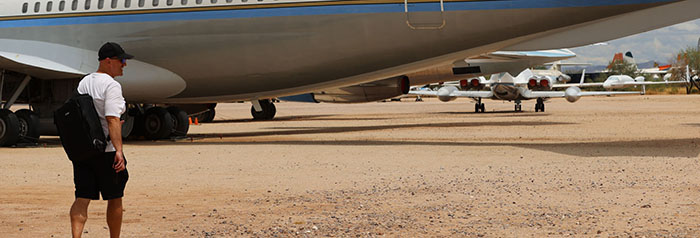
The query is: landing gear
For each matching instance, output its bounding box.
[143,107,174,140]
[534,98,545,112]
[474,98,485,113]
[167,106,189,137]
[197,108,216,123]
[0,109,20,147]
[514,100,522,112]
[14,109,40,143]
[251,99,276,120]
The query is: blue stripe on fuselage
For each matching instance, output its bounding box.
[0,0,678,28]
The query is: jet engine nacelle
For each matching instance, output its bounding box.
[459,78,484,90]
[564,86,582,103]
[527,76,552,90]
[556,74,572,83]
[283,76,410,103]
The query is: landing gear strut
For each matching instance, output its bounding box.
[535,98,545,112]
[514,100,522,112]
[474,98,485,113]
[251,99,276,120]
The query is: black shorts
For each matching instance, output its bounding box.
[72,152,129,200]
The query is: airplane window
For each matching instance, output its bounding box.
[34,2,40,12]
[125,0,131,8]
[85,0,91,10]
[196,0,202,4]
[226,0,232,3]
[47,1,54,11]
[167,0,173,6]
[152,0,159,6]
[111,0,118,8]
[59,1,66,11]
[138,0,144,7]
[22,3,28,13]
[98,0,104,9]
[211,0,217,3]
[181,0,187,4]
[72,0,78,10]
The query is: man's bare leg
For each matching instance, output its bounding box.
[70,198,91,238]
[106,198,123,238]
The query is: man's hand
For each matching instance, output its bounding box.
[113,151,126,172]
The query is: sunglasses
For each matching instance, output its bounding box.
[110,58,127,64]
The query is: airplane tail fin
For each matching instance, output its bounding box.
[608,51,638,70]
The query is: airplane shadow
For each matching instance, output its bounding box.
[438,111,551,117]
[185,121,576,139]
[171,138,700,158]
[210,114,393,123]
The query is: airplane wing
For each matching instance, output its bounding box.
[552,82,604,88]
[553,80,687,88]
[0,51,86,79]
[409,90,493,98]
[618,81,687,86]
[523,89,640,99]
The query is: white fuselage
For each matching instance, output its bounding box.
[1,0,699,103]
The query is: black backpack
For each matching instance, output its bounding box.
[54,93,108,162]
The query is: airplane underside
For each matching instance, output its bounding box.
[0,0,698,146]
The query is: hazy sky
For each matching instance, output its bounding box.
[567,19,700,66]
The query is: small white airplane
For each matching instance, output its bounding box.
[553,66,692,93]
[409,69,640,113]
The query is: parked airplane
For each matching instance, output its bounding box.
[1,0,700,146]
[552,72,688,93]
[281,49,578,103]
[409,69,640,113]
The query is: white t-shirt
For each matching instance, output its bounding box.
[77,73,126,152]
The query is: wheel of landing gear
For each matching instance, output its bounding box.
[540,104,545,112]
[0,109,20,147]
[143,107,175,140]
[166,106,190,137]
[14,109,40,143]
[251,100,277,120]
[125,108,145,139]
[535,104,540,112]
[480,103,485,112]
[197,108,216,123]
[474,103,480,113]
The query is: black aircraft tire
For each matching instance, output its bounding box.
[126,108,145,139]
[14,109,40,143]
[143,107,175,140]
[198,108,216,123]
[480,103,485,112]
[251,100,277,120]
[167,106,190,137]
[475,104,479,113]
[0,109,20,147]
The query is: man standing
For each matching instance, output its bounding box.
[69,42,133,238]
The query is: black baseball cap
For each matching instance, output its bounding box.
[98,42,134,61]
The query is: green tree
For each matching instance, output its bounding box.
[670,47,700,81]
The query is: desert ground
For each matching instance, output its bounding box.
[1,94,700,237]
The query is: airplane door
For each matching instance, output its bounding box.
[404,0,445,30]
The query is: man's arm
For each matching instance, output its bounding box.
[106,116,125,172]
